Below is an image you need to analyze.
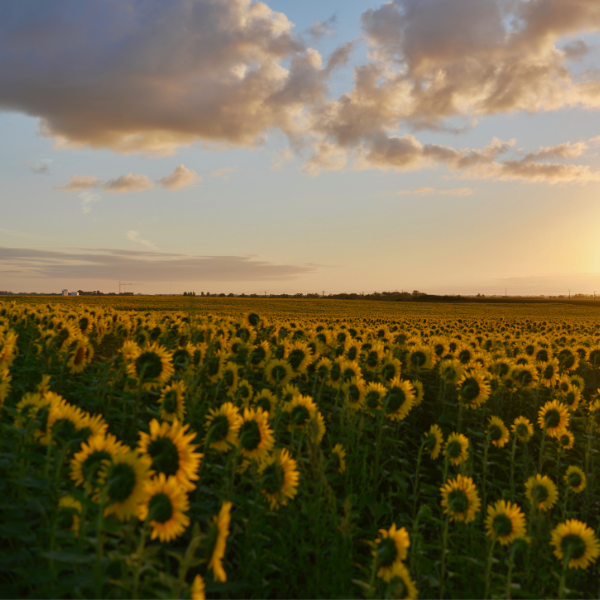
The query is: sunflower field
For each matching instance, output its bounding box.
[1,296,599,599]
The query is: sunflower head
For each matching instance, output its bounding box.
[56,495,83,537]
[205,403,243,452]
[440,474,481,523]
[258,448,300,510]
[206,501,232,583]
[378,562,418,600]
[423,424,443,459]
[384,377,415,422]
[537,400,570,438]
[331,443,347,474]
[487,416,509,448]
[456,370,490,409]
[238,407,275,460]
[550,519,600,570]
[373,524,410,576]
[485,500,527,546]
[444,432,469,466]
[525,474,558,512]
[564,465,586,493]
[512,416,534,442]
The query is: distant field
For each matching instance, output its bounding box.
[1,295,599,598]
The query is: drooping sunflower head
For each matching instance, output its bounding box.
[525,474,558,512]
[56,495,83,537]
[364,382,388,415]
[383,377,415,422]
[588,398,600,433]
[138,419,201,490]
[485,500,527,546]
[550,519,600,570]
[258,448,300,510]
[564,465,586,493]
[538,358,560,387]
[236,379,254,405]
[206,501,232,583]
[487,416,510,448]
[511,416,534,443]
[440,474,481,523]
[264,359,293,387]
[423,424,443,460]
[378,562,418,600]
[127,342,174,390]
[438,359,464,386]
[284,395,326,444]
[137,473,190,543]
[286,341,314,373]
[557,430,574,451]
[331,443,347,474]
[537,400,570,438]
[406,346,432,372]
[342,377,365,412]
[205,403,243,453]
[512,365,539,389]
[379,357,402,384]
[372,524,410,576]
[444,432,469,466]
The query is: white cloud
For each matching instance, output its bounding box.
[127,230,157,250]
[397,187,473,196]
[79,191,101,214]
[210,166,236,179]
[103,173,153,193]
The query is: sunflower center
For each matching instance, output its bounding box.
[386,387,406,412]
[251,346,266,365]
[458,350,471,364]
[497,363,510,377]
[447,439,464,459]
[262,462,284,495]
[424,433,437,452]
[270,364,288,383]
[239,420,262,451]
[380,364,397,382]
[288,349,306,370]
[347,347,358,361]
[532,484,549,504]
[543,409,561,429]
[148,492,173,524]
[223,369,235,388]
[448,489,469,514]
[516,424,529,439]
[147,436,180,476]
[329,363,342,383]
[209,414,230,443]
[347,385,361,404]
[410,352,427,367]
[386,577,408,600]
[52,417,78,442]
[162,390,178,414]
[291,405,311,426]
[537,350,549,362]
[568,472,582,488]
[136,352,163,380]
[559,434,571,447]
[564,392,576,406]
[517,370,533,385]
[461,379,480,402]
[74,347,85,366]
[107,462,137,502]
[343,367,357,382]
[377,537,398,568]
[543,365,555,380]
[492,513,513,538]
[489,425,503,442]
[173,348,190,366]
[561,534,586,560]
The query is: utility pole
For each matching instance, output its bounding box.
[569,289,570,299]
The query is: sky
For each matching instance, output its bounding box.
[2,0,600,296]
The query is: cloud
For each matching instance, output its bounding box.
[563,39,589,59]
[309,15,337,40]
[0,0,331,155]
[0,246,316,282]
[522,141,588,162]
[157,164,202,190]
[397,187,473,196]
[210,166,236,179]
[24,159,52,175]
[127,230,157,249]
[58,175,101,191]
[79,191,101,214]
[103,173,153,193]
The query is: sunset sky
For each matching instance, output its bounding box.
[2,0,600,296]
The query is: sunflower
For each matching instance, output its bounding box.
[331,443,347,473]
[341,359,363,383]
[284,395,326,444]
[67,337,94,374]
[235,379,254,405]
[557,348,579,372]
[379,357,402,384]
[342,377,365,411]
[70,433,125,494]
[14,392,52,433]
[280,383,301,404]
[440,474,481,523]
[51,495,82,540]
[550,520,600,570]
[564,466,586,493]
[423,424,443,459]
[512,365,539,389]
[363,342,387,372]
[286,340,314,374]
[378,562,418,600]
[41,397,89,446]
[487,416,510,448]
[326,357,345,387]
[557,430,574,451]
[559,387,581,412]
[485,500,527,546]
[372,524,410,577]
[512,416,534,442]
[444,432,469,466]
[264,359,293,387]
[191,575,205,600]
[258,448,300,510]
[238,407,275,461]
[588,398,600,433]
[205,403,243,452]
[568,374,585,392]
[438,359,464,386]
[411,379,425,407]
[249,340,271,369]
[384,377,415,422]
[97,448,152,521]
[138,473,190,542]
[537,400,570,438]
[158,381,187,423]
[456,370,490,409]
[364,382,388,415]
[406,346,433,372]
[538,358,560,388]
[138,419,201,491]
[207,501,232,583]
[525,474,558,512]
[489,358,514,382]
[126,342,174,390]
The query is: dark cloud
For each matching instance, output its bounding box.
[308,14,337,41]
[0,247,316,282]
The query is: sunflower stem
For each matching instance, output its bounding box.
[439,516,450,600]
[538,426,547,474]
[483,537,496,599]
[482,436,490,509]
[558,550,572,599]
[509,433,517,502]
[412,441,425,520]
[504,545,516,600]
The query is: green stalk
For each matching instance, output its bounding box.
[484,537,497,599]
[538,426,547,473]
[439,516,450,600]
[504,545,516,600]
[509,433,517,502]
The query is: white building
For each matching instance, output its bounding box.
[62,289,68,296]
[69,291,79,296]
